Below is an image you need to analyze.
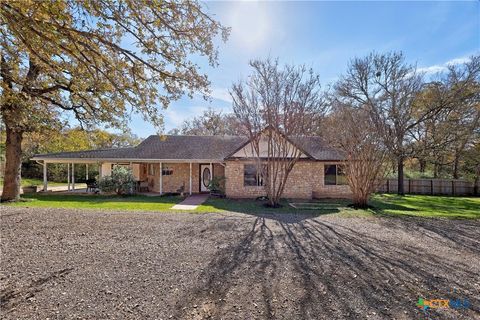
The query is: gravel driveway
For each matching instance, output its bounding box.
[1,206,479,319]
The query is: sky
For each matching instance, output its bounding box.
[127,0,479,138]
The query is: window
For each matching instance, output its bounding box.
[324,165,347,185]
[148,164,155,176]
[244,164,264,186]
[162,165,173,176]
[337,165,348,185]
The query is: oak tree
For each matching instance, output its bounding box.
[0,0,228,201]
[335,52,424,195]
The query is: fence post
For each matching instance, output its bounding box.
[431,179,434,195]
[452,180,455,196]
[408,179,411,194]
[387,179,390,193]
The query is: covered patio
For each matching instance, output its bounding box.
[33,159,225,195]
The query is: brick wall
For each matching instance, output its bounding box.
[225,160,352,199]
[161,163,200,193]
[140,162,225,194]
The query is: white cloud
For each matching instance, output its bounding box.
[210,86,233,103]
[164,106,205,128]
[224,1,273,52]
[418,56,471,76]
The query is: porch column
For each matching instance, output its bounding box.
[86,164,89,180]
[67,163,71,191]
[189,162,192,195]
[72,163,75,190]
[159,162,163,195]
[209,162,213,182]
[43,161,48,192]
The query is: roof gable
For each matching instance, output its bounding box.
[227,129,311,159]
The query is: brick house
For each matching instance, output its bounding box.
[32,130,352,199]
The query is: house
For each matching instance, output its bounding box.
[31,130,352,199]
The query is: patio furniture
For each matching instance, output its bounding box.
[138,180,149,192]
[86,179,98,192]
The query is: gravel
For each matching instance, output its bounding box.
[1,206,479,319]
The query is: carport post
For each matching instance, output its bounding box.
[189,162,192,195]
[86,164,89,180]
[72,163,75,190]
[67,163,71,191]
[43,161,48,192]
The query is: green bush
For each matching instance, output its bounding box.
[208,176,226,194]
[98,166,136,195]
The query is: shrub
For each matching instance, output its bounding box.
[98,166,136,195]
[207,176,226,194]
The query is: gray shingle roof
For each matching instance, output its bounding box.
[290,136,345,161]
[32,134,344,161]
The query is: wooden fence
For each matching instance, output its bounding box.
[378,179,479,196]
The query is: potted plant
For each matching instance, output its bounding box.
[207,176,226,197]
[22,185,38,194]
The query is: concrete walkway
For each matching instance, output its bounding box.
[172,194,209,210]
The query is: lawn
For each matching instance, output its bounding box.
[371,194,480,219]
[7,194,185,212]
[3,193,479,218]
[0,178,73,187]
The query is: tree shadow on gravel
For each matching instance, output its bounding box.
[175,215,479,320]
[0,267,73,312]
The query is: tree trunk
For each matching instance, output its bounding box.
[453,151,460,179]
[397,156,405,195]
[1,125,24,202]
[419,159,426,173]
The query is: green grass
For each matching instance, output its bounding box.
[371,194,480,219]
[2,192,479,219]
[7,193,184,212]
[0,178,73,187]
[196,197,364,216]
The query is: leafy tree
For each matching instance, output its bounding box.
[0,0,228,201]
[178,107,243,136]
[22,127,141,160]
[20,127,141,182]
[462,141,480,195]
[410,56,480,178]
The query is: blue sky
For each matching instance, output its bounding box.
[128,0,479,137]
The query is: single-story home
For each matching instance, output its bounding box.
[32,130,351,199]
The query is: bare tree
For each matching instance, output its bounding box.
[231,58,325,207]
[324,104,390,208]
[335,52,424,195]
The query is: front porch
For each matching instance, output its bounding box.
[38,160,225,195]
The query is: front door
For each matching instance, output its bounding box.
[200,164,211,192]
